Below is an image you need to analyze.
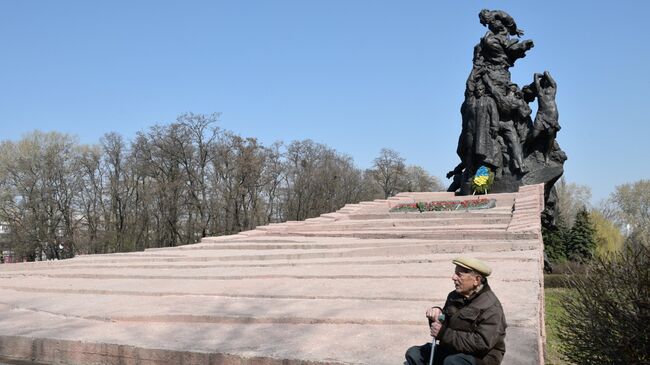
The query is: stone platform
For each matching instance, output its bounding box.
[0,185,546,365]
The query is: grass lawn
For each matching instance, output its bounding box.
[544,287,573,365]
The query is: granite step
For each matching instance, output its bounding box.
[268,230,538,240]
[260,218,513,231]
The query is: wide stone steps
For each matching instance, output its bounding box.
[258,224,512,234]
[257,220,512,232]
[0,248,541,328]
[0,250,540,278]
[0,188,546,365]
[0,314,537,365]
[0,241,540,269]
[265,230,538,240]
[145,238,532,251]
[0,280,538,326]
[0,248,538,272]
[346,211,512,220]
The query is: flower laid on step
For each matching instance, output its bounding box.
[389,198,495,212]
[472,166,494,194]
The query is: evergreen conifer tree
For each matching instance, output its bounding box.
[567,208,596,262]
[543,213,570,262]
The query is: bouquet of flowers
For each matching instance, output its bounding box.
[472,166,494,194]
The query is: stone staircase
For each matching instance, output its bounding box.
[0,185,546,365]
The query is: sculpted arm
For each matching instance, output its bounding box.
[543,71,557,88]
[506,39,534,60]
[534,73,542,92]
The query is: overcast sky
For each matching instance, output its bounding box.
[1,0,648,202]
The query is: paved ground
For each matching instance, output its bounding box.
[0,186,546,364]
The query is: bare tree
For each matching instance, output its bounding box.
[0,115,448,259]
[76,144,105,254]
[555,177,592,228]
[134,125,185,247]
[611,179,650,245]
[0,132,81,260]
[283,140,320,221]
[401,165,444,192]
[370,148,406,199]
[168,113,219,240]
[102,132,131,252]
[261,142,285,224]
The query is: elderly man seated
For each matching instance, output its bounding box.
[405,257,507,365]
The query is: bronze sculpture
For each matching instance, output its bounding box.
[449,9,567,225]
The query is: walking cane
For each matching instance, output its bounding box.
[428,337,436,365]
[429,313,445,365]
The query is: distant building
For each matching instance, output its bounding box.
[1,250,15,264]
[0,223,13,263]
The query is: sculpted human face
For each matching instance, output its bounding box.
[452,265,482,297]
[488,20,506,35]
[474,83,485,97]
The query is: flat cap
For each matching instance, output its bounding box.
[452,257,492,277]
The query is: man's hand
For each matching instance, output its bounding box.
[430,321,442,337]
[426,307,442,321]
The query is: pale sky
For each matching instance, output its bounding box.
[1,0,648,202]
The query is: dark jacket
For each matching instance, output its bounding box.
[437,283,507,365]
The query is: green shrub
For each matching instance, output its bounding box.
[550,260,587,275]
[557,241,649,364]
[544,274,572,289]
